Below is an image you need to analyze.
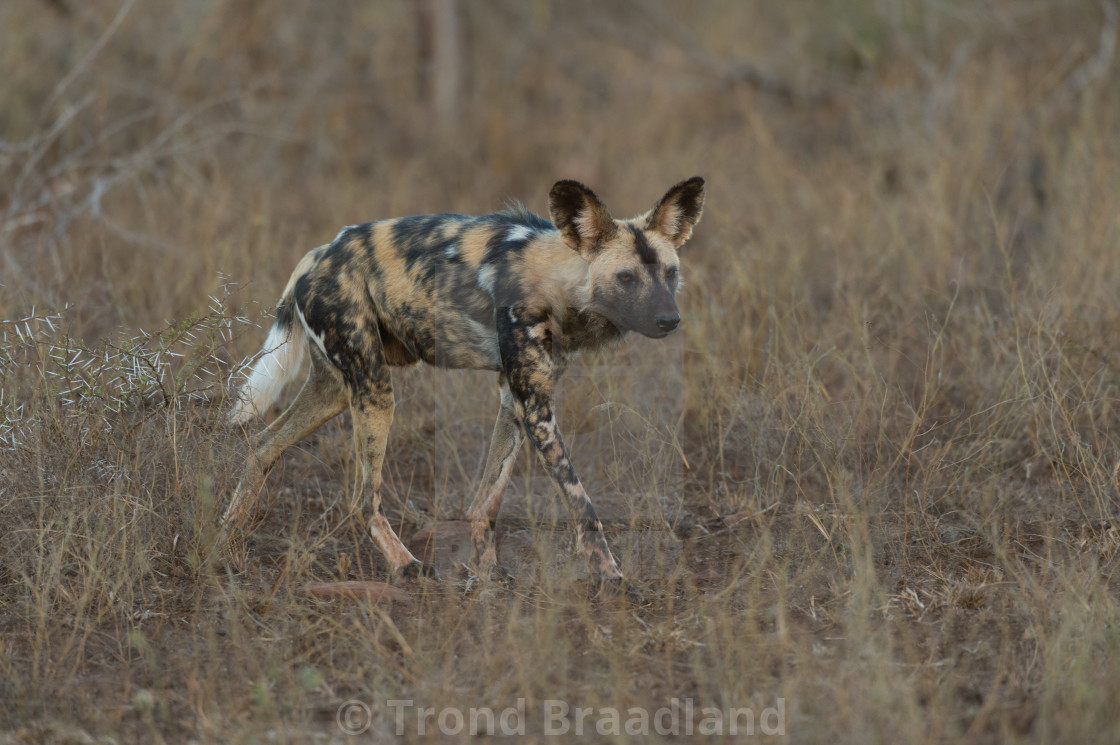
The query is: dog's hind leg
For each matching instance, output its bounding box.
[222,345,348,533]
[467,375,524,576]
[344,340,438,581]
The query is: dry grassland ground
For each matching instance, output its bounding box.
[2,1,1120,743]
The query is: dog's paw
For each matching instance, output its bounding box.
[485,564,514,585]
[596,576,649,606]
[396,561,441,583]
[457,563,514,593]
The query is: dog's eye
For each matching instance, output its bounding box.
[665,266,678,280]
[616,271,635,284]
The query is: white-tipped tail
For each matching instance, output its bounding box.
[228,310,307,424]
[228,244,327,425]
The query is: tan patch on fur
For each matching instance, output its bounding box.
[283,244,328,296]
[456,225,492,267]
[512,236,591,311]
[368,220,413,307]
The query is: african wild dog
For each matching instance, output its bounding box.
[224,177,705,593]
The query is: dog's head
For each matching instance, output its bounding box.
[549,177,705,338]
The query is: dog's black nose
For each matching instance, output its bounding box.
[655,313,680,332]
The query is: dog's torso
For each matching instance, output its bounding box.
[291,207,620,374]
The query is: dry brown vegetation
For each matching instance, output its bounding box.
[3,1,1120,742]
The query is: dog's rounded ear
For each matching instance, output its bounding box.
[549,180,618,256]
[644,177,705,247]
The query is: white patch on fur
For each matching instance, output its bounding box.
[227,318,307,424]
[445,244,459,259]
[572,282,593,311]
[466,318,501,365]
[478,264,497,294]
[575,210,601,243]
[333,225,359,245]
[535,424,556,450]
[506,224,533,243]
[466,317,495,339]
[296,304,330,360]
[655,204,682,239]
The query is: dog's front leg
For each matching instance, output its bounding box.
[499,309,625,586]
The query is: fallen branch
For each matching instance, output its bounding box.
[305,581,412,604]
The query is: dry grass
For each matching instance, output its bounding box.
[3,1,1120,742]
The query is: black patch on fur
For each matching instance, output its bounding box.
[480,213,549,308]
[548,180,615,255]
[392,301,439,364]
[628,225,659,268]
[392,214,463,273]
[273,295,297,333]
[647,177,705,243]
[561,307,623,351]
[671,177,706,226]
